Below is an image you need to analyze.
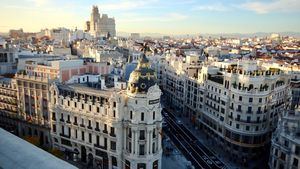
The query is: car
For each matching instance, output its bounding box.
[163,112,169,117]
[176,119,183,124]
[162,121,168,127]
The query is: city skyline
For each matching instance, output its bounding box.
[0,0,300,34]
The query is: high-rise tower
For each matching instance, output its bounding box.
[86,5,116,38]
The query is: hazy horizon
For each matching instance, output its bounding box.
[0,0,300,34]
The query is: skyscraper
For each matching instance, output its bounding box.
[86,5,116,38]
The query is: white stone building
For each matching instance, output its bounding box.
[49,55,162,169]
[269,108,300,169]
[160,56,292,160]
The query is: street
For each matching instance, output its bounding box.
[162,108,227,169]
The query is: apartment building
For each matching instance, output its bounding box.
[161,57,291,160]
[269,109,300,169]
[0,77,18,133]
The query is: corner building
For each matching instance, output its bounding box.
[49,55,162,169]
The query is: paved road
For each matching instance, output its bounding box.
[162,108,227,169]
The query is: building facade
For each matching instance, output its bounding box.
[0,77,18,134]
[269,109,300,169]
[160,57,292,160]
[49,55,162,169]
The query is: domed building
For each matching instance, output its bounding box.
[123,54,163,169]
[127,54,157,94]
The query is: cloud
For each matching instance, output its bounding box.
[99,0,159,11]
[192,3,229,12]
[241,0,300,14]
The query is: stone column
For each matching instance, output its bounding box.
[146,130,149,155]
[158,129,162,150]
[123,127,127,151]
[149,130,153,154]
[135,130,139,155]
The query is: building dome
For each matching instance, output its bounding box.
[127,54,156,94]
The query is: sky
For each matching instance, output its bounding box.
[0,0,300,34]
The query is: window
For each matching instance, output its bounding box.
[284,140,289,147]
[130,111,133,119]
[97,107,99,113]
[137,163,146,169]
[81,131,85,141]
[96,122,99,130]
[111,141,116,150]
[75,129,78,138]
[293,158,298,167]
[113,102,116,107]
[61,125,64,135]
[246,126,250,131]
[74,102,77,108]
[125,160,131,169]
[52,124,56,132]
[295,146,300,155]
[74,116,77,124]
[89,133,92,143]
[52,112,56,120]
[239,96,242,101]
[113,110,116,117]
[280,152,286,161]
[140,130,145,140]
[153,129,156,138]
[249,98,253,103]
[88,120,91,127]
[141,112,144,121]
[152,142,156,153]
[96,135,99,145]
[89,105,91,111]
[153,111,155,120]
[259,98,262,103]
[236,124,239,129]
[139,145,145,155]
[112,156,117,167]
[232,94,234,99]
[82,104,84,110]
[110,127,115,136]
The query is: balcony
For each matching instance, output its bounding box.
[94,144,107,150]
[87,126,93,130]
[60,118,64,122]
[236,109,242,112]
[60,133,70,139]
[246,111,253,114]
[73,122,78,126]
[110,133,116,137]
[103,130,108,134]
[66,120,71,124]
[95,128,100,132]
[80,124,85,128]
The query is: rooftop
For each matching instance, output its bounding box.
[0,128,77,169]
